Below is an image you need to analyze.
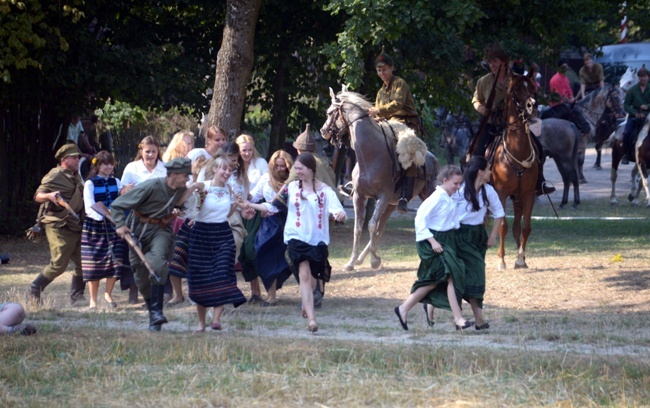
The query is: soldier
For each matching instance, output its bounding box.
[110,158,203,331]
[29,143,86,305]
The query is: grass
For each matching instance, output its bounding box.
[0,198,649,406]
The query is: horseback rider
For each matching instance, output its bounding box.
[621,65,650,165]
[541,59,591,136]
[367,51,421,213]
[578,53,605,100]
[471,43,555,196]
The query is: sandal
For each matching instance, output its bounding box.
[262,300,277,307]
[211,322,222,331]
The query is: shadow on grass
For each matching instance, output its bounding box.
[602,269,650,290]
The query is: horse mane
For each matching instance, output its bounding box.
[336,91,374,110]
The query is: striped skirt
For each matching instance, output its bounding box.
[187,221,246,308]
[169,219,191,278]
[81,218,127,281]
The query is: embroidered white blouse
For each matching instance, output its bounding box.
[196,181,233,224]
[249,173,278,203]
[246,157,269,192]
[414,187,459,242]
[453,183,505,226]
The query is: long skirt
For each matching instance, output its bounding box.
[239,212,262,282]
[457,223,488,308]
[187,221,246,308]
[169,219,191,278]
[81,218,127,281]
[286,239,331,283]
[255,213,292,291]
[412,229,465,312]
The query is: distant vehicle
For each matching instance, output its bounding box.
[594,42,650,82]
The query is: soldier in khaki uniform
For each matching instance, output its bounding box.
[368,52,420,213]
[110,158,202,331]
[30,143,86,305]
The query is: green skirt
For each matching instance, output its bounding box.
[457,223,488,307]
[239,212,262,282]
[412,229,465,312]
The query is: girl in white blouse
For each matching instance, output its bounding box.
[247,153,346,333]
[120,136,166,194]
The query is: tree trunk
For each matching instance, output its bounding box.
[207,0,263,141]
[267,36,291,158]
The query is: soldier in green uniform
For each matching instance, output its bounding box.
[111,158,203,331]
[368,51,420,213]
[29,143,86,305]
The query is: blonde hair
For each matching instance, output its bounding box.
[235,134,262,171]
[269,150,293,192]
[163,130,194,162]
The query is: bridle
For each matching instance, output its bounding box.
[504,75,536,132]
[323,100,370,148]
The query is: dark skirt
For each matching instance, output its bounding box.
[169,219,191,278]
[286,239,331,283]
[81,218,127,281]
[187,221,246,308]
[254,213,292,291]
[457,223,488,307]
[239,212,262,282]
[412,229,465,312]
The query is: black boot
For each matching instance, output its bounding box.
[128,285,139,304]
[29,274,52,303]
[535,162,556,196]
[70,274,86,306]
[397,176,415,214]
[148,285,168,331]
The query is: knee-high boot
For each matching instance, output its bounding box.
[70,274,86,305]
[29,274,52,303]
[397,176,415,214]
[148,285,168,331]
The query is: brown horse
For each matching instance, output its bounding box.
[320,88,439,271]
[491,71,538,270]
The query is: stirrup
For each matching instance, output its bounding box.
[397,197,409,214]
[536,181,556,196]
[338,182,353,197]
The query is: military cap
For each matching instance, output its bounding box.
[165,157,192,174]
[638,65,648,77]
[375,52,394,67]
[487,42,508,62]
[557,58,569,67]
[55,143,81,161]
[293,124,315,152]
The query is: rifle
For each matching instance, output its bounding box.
[54,193,80,220]
[467,65,502,159]
[91,202,161,282]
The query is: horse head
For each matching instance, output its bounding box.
[320,87,373,148]
[506,72,537,121]
[619,67,638,93]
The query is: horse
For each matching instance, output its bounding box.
[320,88,439,271]
[491,71,538,270]
[441,111,473,171]
[538,118,581,209]
[627,117,650,206]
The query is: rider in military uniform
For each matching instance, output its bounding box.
[111,158,203,331]
[29,143,86,305]
[368,51,421,213]
[471,43,555,196]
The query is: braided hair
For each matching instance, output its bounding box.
[463,156,490,212]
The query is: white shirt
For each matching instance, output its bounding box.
[249,173,278,203]
[83,176,123,221]
[67,121,84,145]
[246,157,269,192]
[121,159,167,186]
[196,181,233,223]
[187,148,212,163]
[453,183,505,226]
[414,187,459,242]
[266,181,344,246]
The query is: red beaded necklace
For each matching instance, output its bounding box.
[294,184,325,228]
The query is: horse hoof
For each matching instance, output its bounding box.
[592,165,602,170]
[370,258,382,270]
[497,263,507,271]
[343,263,355,272]
[579,178,588,184]
[628,194,635,203]
[559,203,566,209]
[572,203,579,209]
[514,261,528,269]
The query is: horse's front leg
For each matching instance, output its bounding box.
[514,197,534,269]
[610,166,619,205]
[593,143,602,169]
[497,199,508,271]
[344,193,366,271]
[357,197,391,269]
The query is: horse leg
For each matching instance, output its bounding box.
[366,204,396,269]
[572,167,581,209]
[641,163,650,207]
[578,135,587,183]
[559,173,569,209]
[497,198,508,271]
[515,196,534,269]
[593,143,602,169]
[357,198,391,269]
[345,194,366,271]
[610,146,621,205]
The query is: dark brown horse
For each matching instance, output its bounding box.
[320,88,438,270]
[491,71,538,270]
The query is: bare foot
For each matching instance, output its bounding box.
[307,320,318,333]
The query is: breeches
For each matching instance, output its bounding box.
[42,224,82,280]
[129,229,174,298]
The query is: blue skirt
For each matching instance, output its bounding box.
[169,219,191,278]
[81,218,127,281]
[187,221,246,308]
[255,213,293,291]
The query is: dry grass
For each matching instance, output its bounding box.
[0,200,649,407]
